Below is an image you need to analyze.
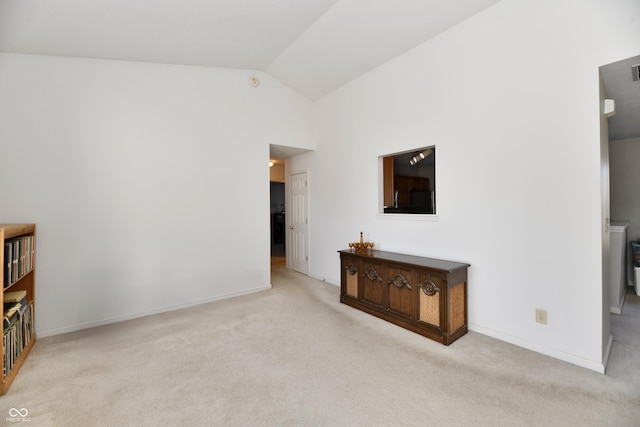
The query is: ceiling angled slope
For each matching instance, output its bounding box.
[0,0,503,99]
[0,0,339,70]
[266,0,503,99]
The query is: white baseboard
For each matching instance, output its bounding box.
[602,334,614,373]
[469,323,606,373]
[37,284,272,338]
[610,291,625,314]
[307,271,339,287]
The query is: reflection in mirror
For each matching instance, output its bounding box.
[382,146,435,214]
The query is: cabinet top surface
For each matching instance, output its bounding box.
[0,224,36,239]
[338,249,469,272]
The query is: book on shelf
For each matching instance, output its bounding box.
[4,290,27,310]
[3,291,28,338]
[11,238,18,284]
[3,302,34,380]
[4,236,34,288]
[3,242,11,289]
[3,303,22,332]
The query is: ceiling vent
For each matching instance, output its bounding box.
[633,64,640,82]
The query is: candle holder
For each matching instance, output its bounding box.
[348,232,374,254]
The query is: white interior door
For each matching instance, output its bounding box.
[289,171,309,274]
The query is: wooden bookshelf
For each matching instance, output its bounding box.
[0,224,36,395]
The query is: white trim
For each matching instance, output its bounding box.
[308,271,340,287]
[37,284,272,338]
[307,272,325,282]
[610,281,626,314]
[602,334,614,373]
[376,214,439,221]
[469,322,606,373]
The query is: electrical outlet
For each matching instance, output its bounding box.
[536,309,547,325]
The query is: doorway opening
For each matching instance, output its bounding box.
[600,53,640,369]
[269,144,313,277]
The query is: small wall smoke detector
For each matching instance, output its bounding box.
[249,76,260,87]
[633,64,640,82]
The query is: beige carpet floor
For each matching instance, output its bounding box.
[1,258,640,426]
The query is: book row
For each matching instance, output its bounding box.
[3,235,34,289]
[3,302,34,380]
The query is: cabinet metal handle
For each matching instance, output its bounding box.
[419,280,440,296]
[387,273,412,289]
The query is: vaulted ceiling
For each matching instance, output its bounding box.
[0,0,502,100]
[0,0,637,144]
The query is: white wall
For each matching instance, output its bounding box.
[0,53,311,336]
[610,138,640,243]
[289,0,640,371]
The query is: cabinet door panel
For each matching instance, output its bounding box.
[386,265,413,319]
[341,256,359,298]
[362,262,385,308]
[416,270,444,328]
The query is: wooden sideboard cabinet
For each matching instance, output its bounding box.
[339,249,470,345]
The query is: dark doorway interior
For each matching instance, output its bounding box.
[270,182,285,257]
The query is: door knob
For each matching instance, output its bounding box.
[289,225,294,229]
